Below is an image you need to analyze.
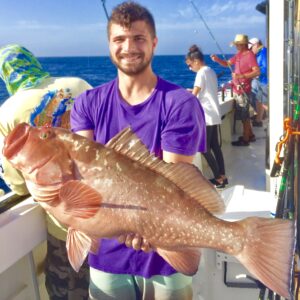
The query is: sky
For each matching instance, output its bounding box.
[0,0,266,57]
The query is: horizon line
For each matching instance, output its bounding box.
[37,53,234,58]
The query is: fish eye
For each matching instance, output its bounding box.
[40,130,52,140]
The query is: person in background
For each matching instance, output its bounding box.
[0,44,92,300]
[186,45,228,189]
[249,37,268,127]
[211,34,260,146]
[71,1,206,300]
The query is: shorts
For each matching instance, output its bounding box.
[45,233,89,300]
[251,79,268,106]
[233,93,251,121]
[89,267,193,300]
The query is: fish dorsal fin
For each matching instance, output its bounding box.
[156,248,200,276]
[66,228,99,272]
[106,128,225,214]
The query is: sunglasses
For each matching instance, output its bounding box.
[186,61,193,68]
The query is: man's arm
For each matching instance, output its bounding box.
[233,66,260,80]
[191,86,201,98]
[163,150,195,164]
[210,55,231,67]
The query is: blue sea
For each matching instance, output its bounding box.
[0,55,231,105]
[0,55,231,193]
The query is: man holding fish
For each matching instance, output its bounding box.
[1,1,294,300]
[69,1,292,300]
[70,1,206,299]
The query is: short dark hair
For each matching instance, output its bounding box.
[107,1,156,38]
[186,45,204,62]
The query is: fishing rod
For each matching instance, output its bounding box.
[189,0,251,135]
[189,0,233,74]
[188,0,252,100]
[100,0,109,21]
[269,0,298,298]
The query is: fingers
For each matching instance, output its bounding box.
[118,233,152,252]
[123,233,142,250]
[131,235,142,250]
[117,234,126,244]
[125,234,135,248]
[141,239,152,253]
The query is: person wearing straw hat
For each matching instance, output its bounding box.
[211,34,260,146]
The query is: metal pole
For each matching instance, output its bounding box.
[27,252,41,300]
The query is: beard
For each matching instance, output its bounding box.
[110,51,153,76]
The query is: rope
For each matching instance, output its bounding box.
[274,117,300,166]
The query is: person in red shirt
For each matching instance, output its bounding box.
[211,34,260,146]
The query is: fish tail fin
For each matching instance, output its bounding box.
[236,217,295,299]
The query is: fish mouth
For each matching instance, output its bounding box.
[3,122,30,160]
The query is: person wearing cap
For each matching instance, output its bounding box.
[249,38,268,127]
[0,44,92,299]
[211,34,260,146]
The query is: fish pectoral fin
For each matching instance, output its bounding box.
[59,180,101,219]
[156,248,201,276]
[66,228,98,272]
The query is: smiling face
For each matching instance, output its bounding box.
[108,20,158,76]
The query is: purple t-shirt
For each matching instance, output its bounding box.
[70,76,206,278]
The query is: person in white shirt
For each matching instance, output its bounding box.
[186,45,228,188]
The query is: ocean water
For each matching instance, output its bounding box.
[0,55,231,105]
[0,55,231,193]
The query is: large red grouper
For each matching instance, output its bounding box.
[2,123,295,299]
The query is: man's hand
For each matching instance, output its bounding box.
[210,54,218,62]
[232,72,244,80]
[118,234,152,252]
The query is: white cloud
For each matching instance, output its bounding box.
[181,1,259,18]
[157,14,264,31]
[176,6,195,19]
[208,1,235,16]
[1,20,106,32]
[208,14,265,28]
[16,20,61,30]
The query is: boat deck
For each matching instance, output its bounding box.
[192,117,280,300]
[223,120,268,191]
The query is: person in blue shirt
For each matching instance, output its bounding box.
[249,38,268,127]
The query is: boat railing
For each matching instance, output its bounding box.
[218,81,233,102]
[0,190,28,213]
